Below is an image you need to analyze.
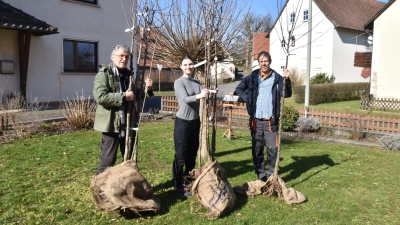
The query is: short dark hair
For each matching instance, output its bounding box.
[181,54,195,64]
[258,51,272,62]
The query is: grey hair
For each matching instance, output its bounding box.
[111,45,130,55]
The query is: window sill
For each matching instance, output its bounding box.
[61,0,101,8]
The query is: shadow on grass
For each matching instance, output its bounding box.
[214,146,251,158]
[280,154,335,182]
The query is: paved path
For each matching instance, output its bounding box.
[216,71,246,98]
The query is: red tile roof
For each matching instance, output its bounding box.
[0,0,58,35]
[252,32,270,60]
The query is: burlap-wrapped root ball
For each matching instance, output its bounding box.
[191,160,236,219]
[91,160,160,214]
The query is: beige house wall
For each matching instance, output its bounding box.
[370,0,400,99]
[0,0,132,104]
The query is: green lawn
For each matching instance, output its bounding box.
[285,95,400,117]
[1,122,399,224]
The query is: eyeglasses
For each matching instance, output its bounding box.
[113,54,130,59]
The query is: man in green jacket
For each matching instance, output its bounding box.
[93,44,153,175]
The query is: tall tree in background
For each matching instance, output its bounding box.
[232,13,271,69]
[153,0,249,161]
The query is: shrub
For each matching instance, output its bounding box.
[379,135,400,150]
[310,72,335,84]
[61,92,96,129]
[293,83,369,105]
[281,105,299,131]
[295,117,320,133]
[288,67,305,87]
[0,90,51,137]
[343,114,368,140]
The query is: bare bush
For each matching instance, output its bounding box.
[379,135,400,150]
[343,114,368,140]
[295,117,320,133]
[61,92,96,129]
[1,90,50,137]
[289,67,305,87]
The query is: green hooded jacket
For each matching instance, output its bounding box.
[92,62,153,133]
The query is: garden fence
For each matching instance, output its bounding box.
[161,96,400,135]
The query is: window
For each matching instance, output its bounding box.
[302,37,307,48]
[301,58,307,72]
[281,39,286,48]
[280,59,285,70]
[316,32,323,46]
[291,36,295,47]
[303,9,309,21]
[63,39,98,72]
[290,12,296,23]
[315,57,322,70]
[73,0,97,5]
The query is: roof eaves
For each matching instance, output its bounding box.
[267,0,289,38]
[0,0,59,36]
[364,0,396,30]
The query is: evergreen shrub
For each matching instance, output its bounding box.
[294,83,369,105]
[282,105,299,131]
[310,72,335,84]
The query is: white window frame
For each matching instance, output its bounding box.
[316,32,323,46]
[315,57,322,70]
[290,12,296,23]
[303,9,309,21]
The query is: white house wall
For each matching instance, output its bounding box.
[1,0,132,103]
[269,0,369,83]
[0,30,20,96]
[371,0,400,99]
[332,28,369,83]
[269,0,332,79]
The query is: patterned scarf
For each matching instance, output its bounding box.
[111,63,126,138]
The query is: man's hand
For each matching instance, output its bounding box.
[283,69,290,78]
[125,90,134,101]
[145,77,153,90]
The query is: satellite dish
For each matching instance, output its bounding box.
[367,36,373,45]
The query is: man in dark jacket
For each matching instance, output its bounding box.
[235,51,292,181]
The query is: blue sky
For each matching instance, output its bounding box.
[248,0,390,21]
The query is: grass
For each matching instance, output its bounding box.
[154,90,175,96]
[1,121,400,224]
[285,95,400,117]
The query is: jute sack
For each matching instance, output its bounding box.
[234,175,306,205]
[91,160,160,214]
[191,160,236,219]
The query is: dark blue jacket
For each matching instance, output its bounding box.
[235,69,292,131]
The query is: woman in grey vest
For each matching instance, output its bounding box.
[172,55,208,197]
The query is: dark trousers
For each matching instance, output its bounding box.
[251,119,278,180]
[172,117,200,190]
[96,132,126,175]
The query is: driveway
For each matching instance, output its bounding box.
[144,71,248,111]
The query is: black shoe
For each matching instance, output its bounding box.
[259,176,268,182]
[175,188,192,197]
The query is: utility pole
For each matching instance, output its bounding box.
[305,0,312,117]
